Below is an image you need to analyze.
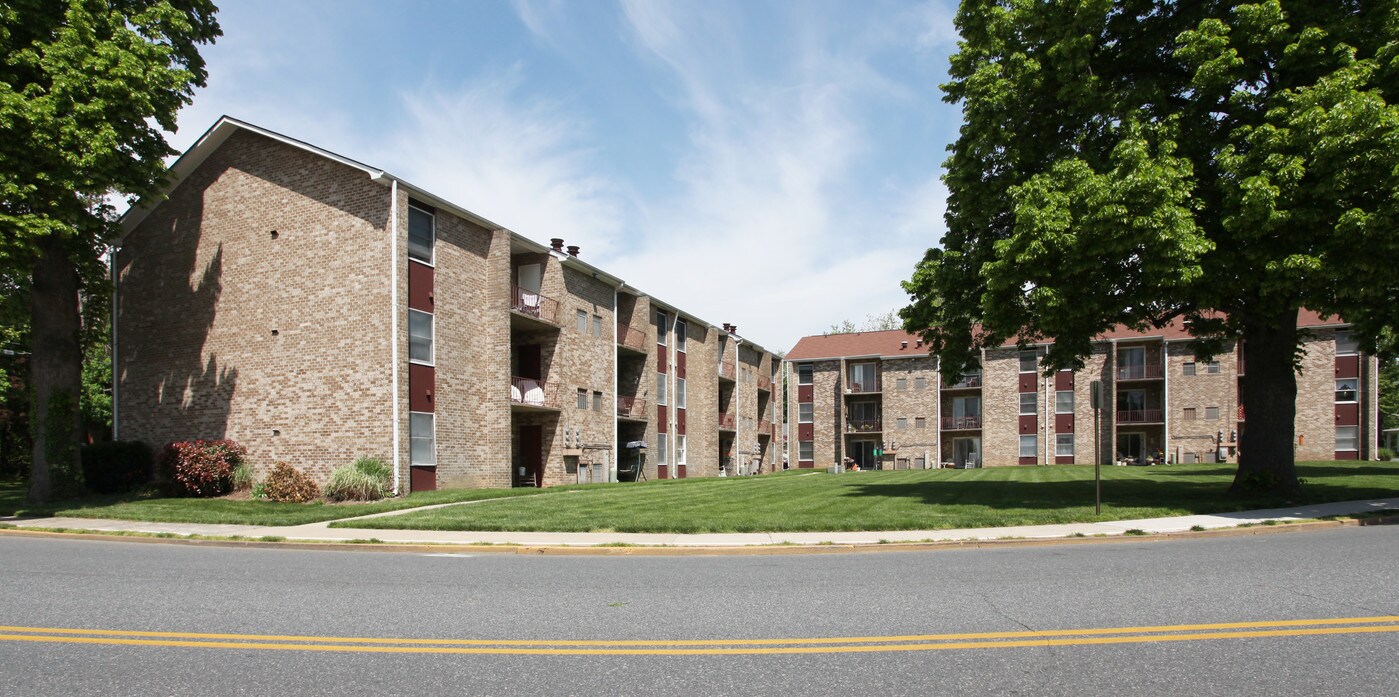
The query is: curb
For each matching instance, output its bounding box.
[0,518,1375,556]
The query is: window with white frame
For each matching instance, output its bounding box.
[799,441,813,461]
[1056,433,1074,458]
[798,403,813,423]
[1205,361,1221,374]
[1019,350,1038,373]
[408,309,433,364]
[1019,435,1037,458]
[676,435,687,464]
[676,319,687,351]
[797,364,813,385]
[676,377,686,409]
[656,433,668,464]
[1019,392,1037,415]
[656,373,667,405]
[1336,331,1358,356]
[1055,390,1074,414]
[575,309,588,333]
[1336,378,1358,403]
[592,314,602,337]
[409,412,434,465]
[656,310,669,345]
[407,204,435,264]
[1335,425,1359,451]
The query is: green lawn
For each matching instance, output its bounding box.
[330,461,1399,534]
[0,481,549,527]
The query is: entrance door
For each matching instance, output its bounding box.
[850,440,877,470]
[954,437,981,467]
[1117,432,1144,465]
[519,424,544,486]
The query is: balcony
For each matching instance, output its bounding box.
[1116,408,1164,424]
[846,418,882,433]
[510,376,558,410]
[617,395,647,420]
[616,323,647,353]
[758,419,773,435]
[511,285,560,326]
[941,415,982,430]
[718,412,736,430]
[718,362,736,382]
[1116,363,1164,381]
[756,374,773,392]
[943,373,983,389]
[846,378,882,394]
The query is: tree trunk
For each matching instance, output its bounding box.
[28,232,83,504]
[1232,307,1301,496]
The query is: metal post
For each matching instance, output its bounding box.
[1091,379,1102,515]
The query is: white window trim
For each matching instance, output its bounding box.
[797,364,813,385]
[1019,434,1037,458]
[656,310,669,346]
[676,377,687,409]
[1335,379,1359,404]
[1019,350,1038,374]
[1019,392,1037,416]
[675,318,687,352]
[798,403,813,424]
[407,203,436,267]
[1055,390,1073,414]
[657,372,668,406]
[1055,433,1074,457]
[676,434,687,464]
[1335,331,1359,356]
[407,308,434,366]
[408,411,436,466]
[798,441,814,461]
[1335,425,1360,451]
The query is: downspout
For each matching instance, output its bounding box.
[612,285,619,482]
[109,246,119,440]
[934,356,941,466]
[1162,343,1170,464]
[1043,351,1051,465]
[388,179,402,496]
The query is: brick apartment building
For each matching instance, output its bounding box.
[113,117,779,492]
[784,315,1381,469]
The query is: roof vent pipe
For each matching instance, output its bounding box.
[901,341,908,349]
[729,325,737,334]
[566,245,580,257]
[550,238,564,251]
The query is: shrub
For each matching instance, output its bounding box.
[158,440,246,497]
[323,457,391,502]
[262,462,319,503]
[1379,447,1396,461]
[232,461,254,491]
[251,481,267,500]
[80,441,154,494]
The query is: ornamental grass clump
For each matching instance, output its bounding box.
[158,440,247,497]
[323,457,391,502]
[262,462,319,503]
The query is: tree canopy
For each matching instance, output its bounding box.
[903,0,1399,493]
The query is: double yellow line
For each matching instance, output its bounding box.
[2,616,1398,656]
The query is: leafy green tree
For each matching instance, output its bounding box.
[0,0,220,502]
[1381,358,1399,432]
[827,310,904,335]
[903,1,1399,495]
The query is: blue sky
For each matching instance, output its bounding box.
[170,0,964,352]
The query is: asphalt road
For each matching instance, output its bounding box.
[1,527,1396,696]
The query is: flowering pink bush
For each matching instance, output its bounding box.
[158,440,247,497]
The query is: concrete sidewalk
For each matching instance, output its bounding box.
[6,497,1397,548]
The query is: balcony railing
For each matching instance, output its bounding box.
[1237,404,1245,421]
[718,412,736,430]
[617,395,646,419]
[616,323,647,352]
[756,374,773,392]
[510,376,557,408]
[846,418,882,433]
[1116,363,1164,380]
[511,285,560,325]
[941,415,982,430]
[1116,408,1164,424]
[943,373,983,389]
[846,378,882,394]
[718,362,736,381]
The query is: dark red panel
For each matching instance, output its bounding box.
[677,408,687,434]
[1019,456,1037,465]
[1335,403,1359,426]
[677,464,687,479]
[1018,374,1037,392]
[1335,355,1359,379]
[410,465,436,492]
[657,345,668,373]
[657,464,670,479]
[798,423,814,441]
[1055,413,1074,433]
[798,385,813,402]
[1055,370,1074,390]
[1055,456,1075,465]
[658,405,668,433]
[408,260,434,312]
[676,350,686,378]
[1335,450,1359,460]
[1019,415,1037,433]
[798,461,814,468]
[409,363,435,413]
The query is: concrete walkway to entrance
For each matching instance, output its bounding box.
[6,497,1397,548]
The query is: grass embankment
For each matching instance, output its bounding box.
[331,462,1399,534]
[0,482,547,527]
